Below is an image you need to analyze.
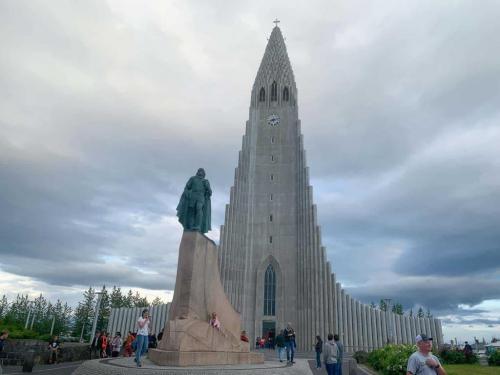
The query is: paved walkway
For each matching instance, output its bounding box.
[72,357,314,375]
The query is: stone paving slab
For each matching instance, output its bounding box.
[72,357,313,375]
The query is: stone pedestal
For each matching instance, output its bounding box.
[149,231,263,366]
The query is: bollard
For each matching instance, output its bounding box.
[22,350,35,372]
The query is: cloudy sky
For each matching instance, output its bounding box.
[1,0,499,343]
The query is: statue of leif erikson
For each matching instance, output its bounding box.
[176,168,212,233]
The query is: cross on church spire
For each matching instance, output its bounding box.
[273,18,280,27]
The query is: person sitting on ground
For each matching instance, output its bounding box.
[209,312,221,329]
[47,335,60,364]
[240,330,249,342]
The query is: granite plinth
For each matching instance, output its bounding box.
[151,231,263,366]
[149,349,263,366]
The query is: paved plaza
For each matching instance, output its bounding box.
[72,357,314,375]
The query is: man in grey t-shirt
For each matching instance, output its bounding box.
[406,334,446,375]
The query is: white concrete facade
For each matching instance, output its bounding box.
[218,26,443,351]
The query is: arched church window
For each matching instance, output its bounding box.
[264,264,276,316]
[271,81,277,101]
[259,87,266,102]
[282,87,289,101]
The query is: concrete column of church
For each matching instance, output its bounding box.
[296,146,303,350]
[406,316,412,344]
[226,188,236,304]
[429,318,437,346]
[359,302,365,350]
[425,318,432,338]
[366,306,373,350]
[313,222,323,342]
[354,301,360,351]
[346,295,353,353]
[415,318,421,336]
[408,316,413,344]
[371,309,377,349]
[396,314,402,344]
[376,309,382,349]
[313,214,322,343]
[410,316,416,342]
[336,284,343,341]
[306,183,314,349]
[361,304,369,351]
[401,316,407,344]
[341,290,348,350]
[324,262,331,338]
[321,248,329,341]
[233,165,242,312]
[297,145,305,350]
[436,319,444,347]
[381,309,387,347]
[328,272,338,334]
[352,299,359,351]
[402,316,409,344]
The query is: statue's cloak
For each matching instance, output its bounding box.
[176,176,211,234]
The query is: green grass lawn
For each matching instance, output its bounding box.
[444,364,500,375]
[363,364,500,375]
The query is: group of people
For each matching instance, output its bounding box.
[90,309,162,368]
[314,334,344,375]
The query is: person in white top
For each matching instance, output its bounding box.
[135,309,150,367]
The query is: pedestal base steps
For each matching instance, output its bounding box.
[72,357,312,375]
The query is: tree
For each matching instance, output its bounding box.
[73,287,96,341]
[417,307,424,318]
[425,308,433,318]
[151,297,163,306]
[391,303,402,315]
[97,286,110,331]
[5,294,30,326]
[132,291,148,307]
[370,302,376,309]
[379,299,387,312]
[0,295,8,319]
[110,286,124,308]
[408,308,413,317]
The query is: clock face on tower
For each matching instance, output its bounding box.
[267,114,280,127]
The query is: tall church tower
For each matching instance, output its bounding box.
[218,25,443,351]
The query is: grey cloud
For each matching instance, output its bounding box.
[0,0,499,340]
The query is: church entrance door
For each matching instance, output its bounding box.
[262,320,276,349]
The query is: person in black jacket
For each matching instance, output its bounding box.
[284,323,296,364]
[315,335,323,369]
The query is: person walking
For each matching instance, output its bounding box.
[275,330,285,362]
[135,309,150,367]
[323,333,339,375]
[315,335,323,369]
[284,323,296,364]
[334,334,344,375]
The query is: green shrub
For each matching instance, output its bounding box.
[368,344,416,375]
[354,350,369,364]
[488,350,500,366]
[438,348,478,364]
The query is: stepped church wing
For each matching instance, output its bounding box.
[217,25,443,352]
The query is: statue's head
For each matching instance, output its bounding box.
[196,168,206,178]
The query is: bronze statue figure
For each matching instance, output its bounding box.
[176,168,212,233]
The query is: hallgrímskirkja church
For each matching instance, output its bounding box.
[217,25,443,352]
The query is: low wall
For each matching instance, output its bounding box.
[1,339,90,364]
